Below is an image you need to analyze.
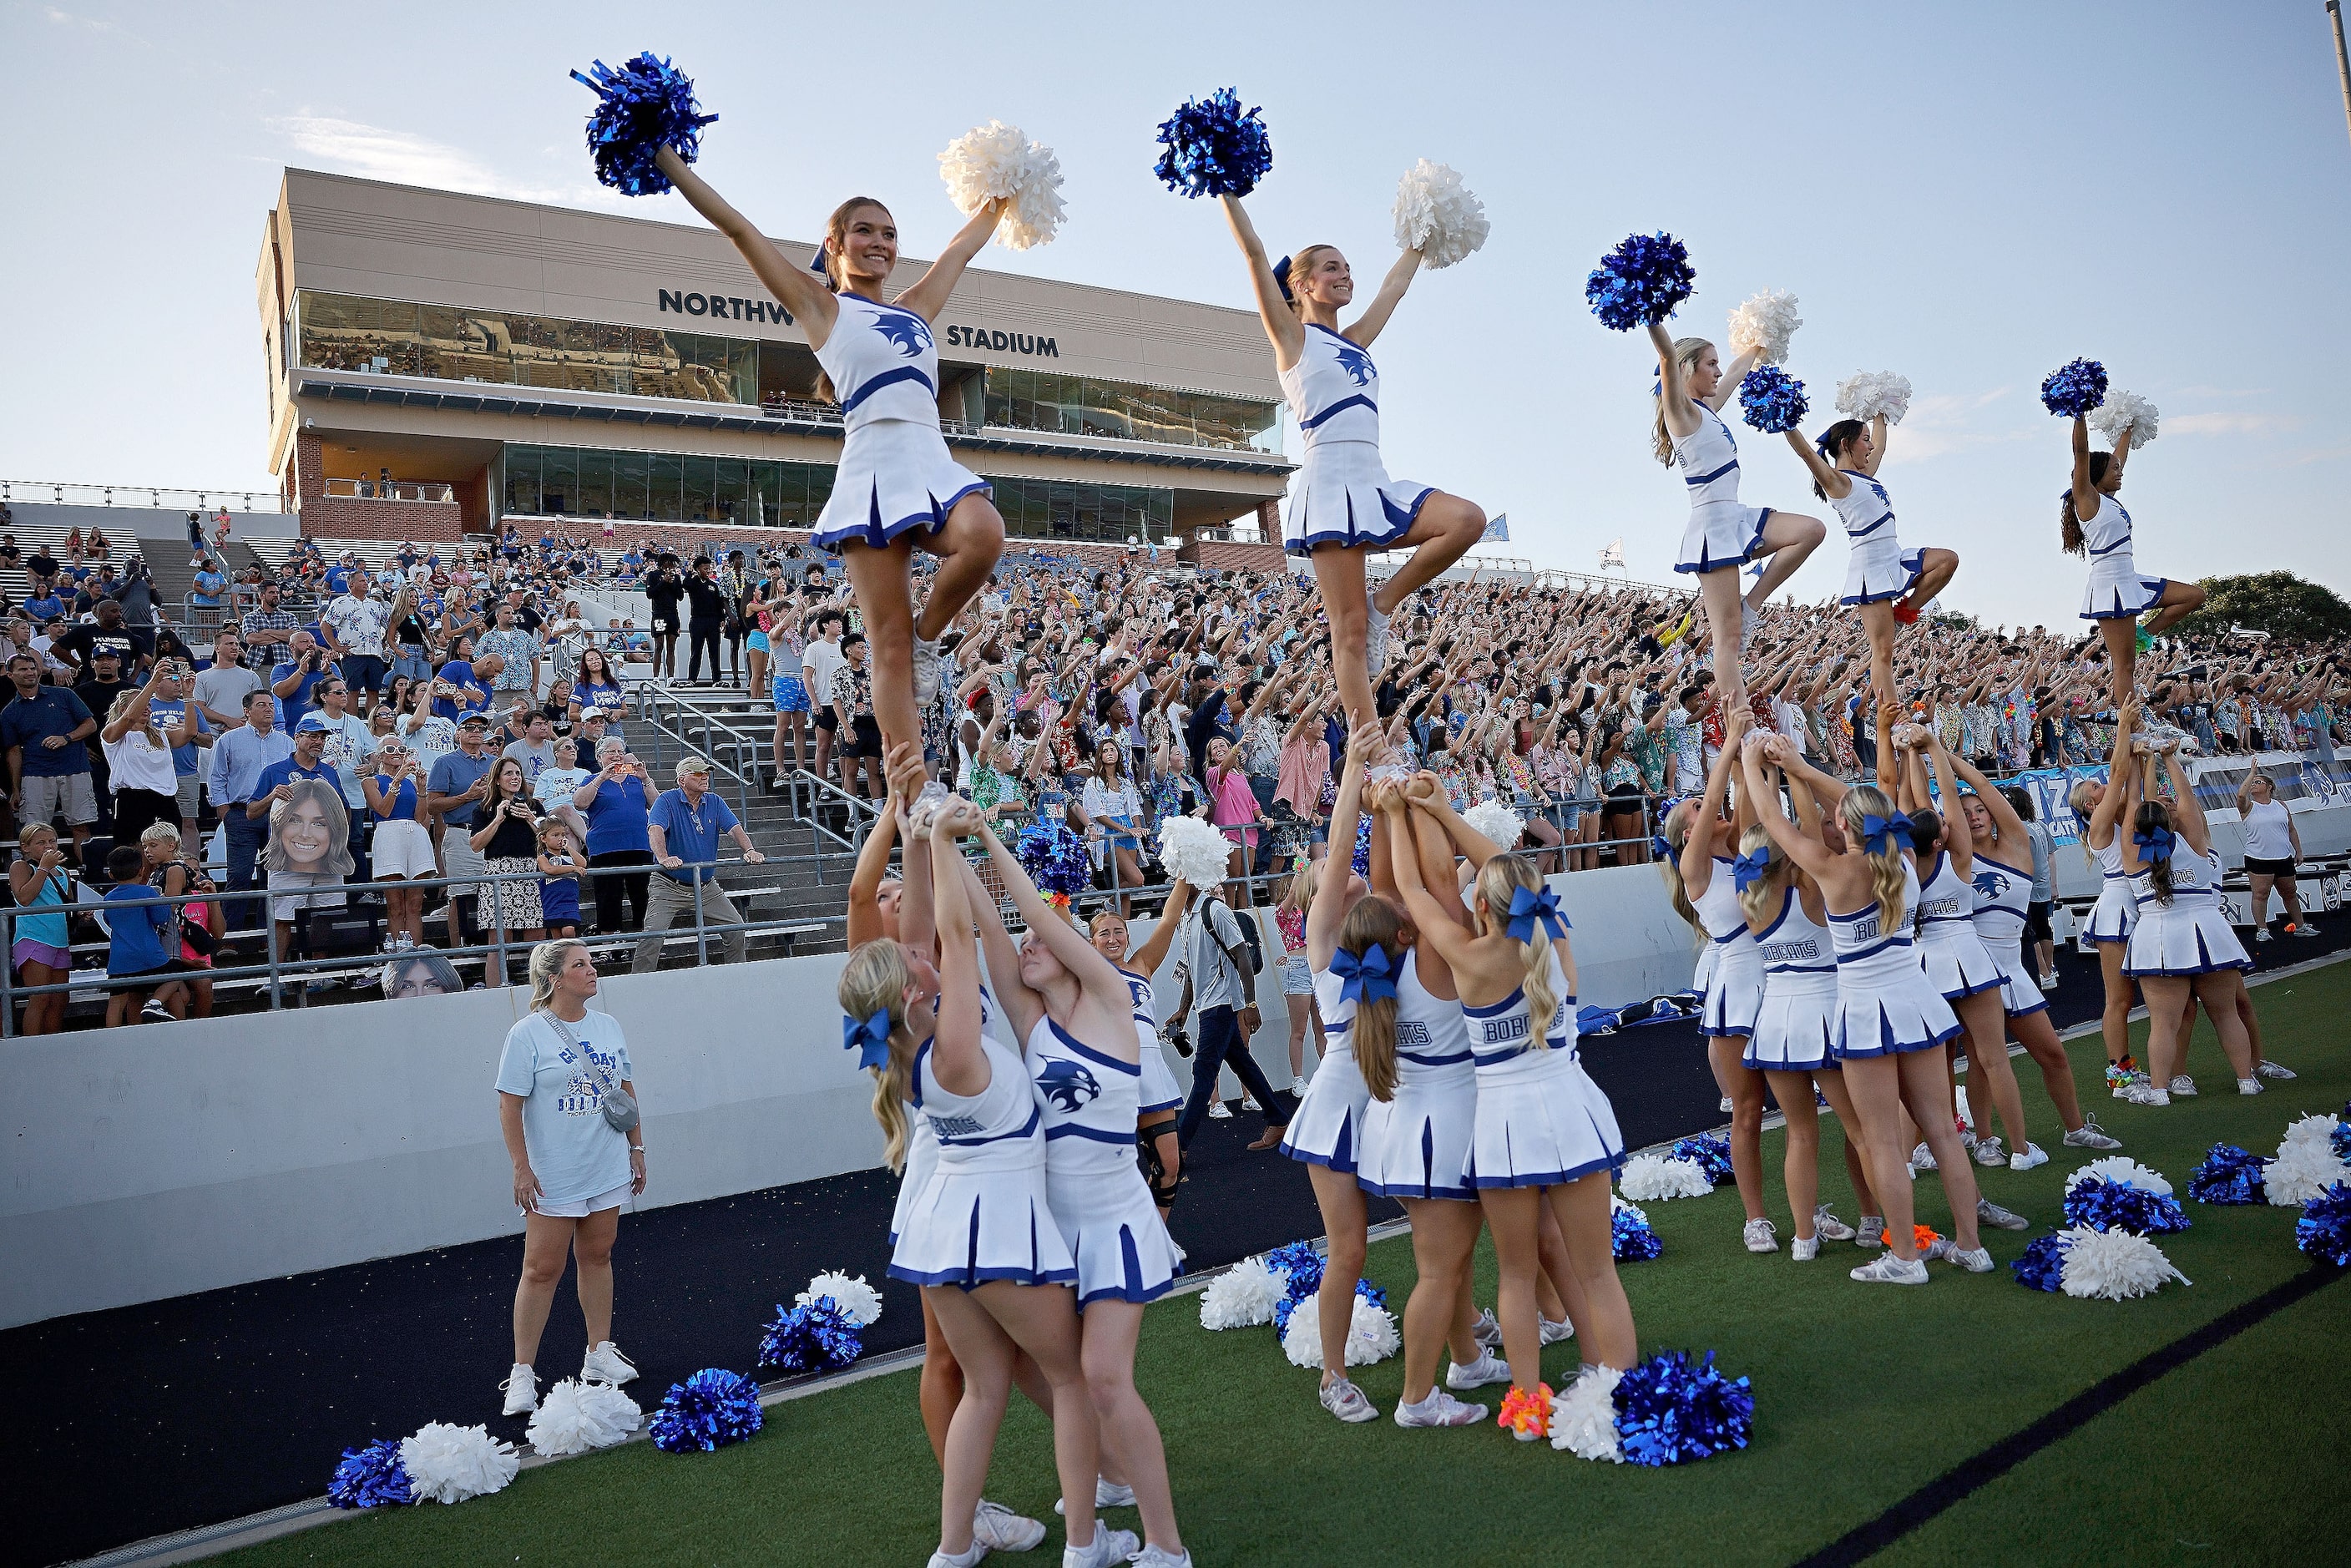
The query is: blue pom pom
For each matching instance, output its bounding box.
[2333,1122,2351,1163]
[1611,1349,1753,1465]
[1737,366,1810,434]
[1354,1277,1387,1311]
[2040,357,2109,417]
[2187,1143,2268,1206]
[1263,1241,1323,1302]
[1670,1132,1735,1186]
[1153,89,1272,199]
[2010,1232,2068,1292]
[1585,232,1695,332]
[649,1368,766,1453]
[2296,1181,2351,1267]
[1017,822,1092,899]
[2062,1176,2190,1236]
[757,1297,862,1376]
[1351,815,1372,879]
[326,1438,413,1509]
[570,53,717,197]
[1611,1206,1664,1262]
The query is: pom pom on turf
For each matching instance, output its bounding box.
[1586,232,1693,331]
[2065,1156,2173,1197]
[757,1298,862,1375]
[1548,1365,1625,1460]
[1017,822,1092,902]
[1499,1382,1554,1440]
[1462,799,1524,849]
[327,1439,413,1509]
[1610,1350,1754,1466]
[2040,357,2108,417]
[1620,1153,1714,1201]
[527,1378,642,1457]
[1391,160,1488,269]
[570,54,716,197]
[1272,1276,1385,1336]
[2088,389,2158,450]
[1834,370,1912,425]
[795,1271,882,1328]
[2059,1227,2190,1300]
[1738,365,1809,434]
[1612,1196,1664,1261]
[1670,1132,1735,1186]
[1281,1294,1399,1368]
[2282,1113,2343,1153]
[1158,814,1235,891]
[938,122,1065,250]
[649,1369,765,1453]
[2295,1182,2351,1267]
[1198,1254,1283,1329]
[398,1423,518,1505]
[1727,290,1802,366]
[1263,1241,1324,1302]
[2187,1143,2268,1206]
[2265,1131,2351,1206]
[2011,1233,2068,1292]
[2061,1176,2188,1237]
[1153,88,1272,199]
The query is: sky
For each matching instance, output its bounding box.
[4,1,2348,628]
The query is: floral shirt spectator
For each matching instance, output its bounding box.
[477,626,541,694]
[321,592,392,659]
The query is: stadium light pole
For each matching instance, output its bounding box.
[2332,3,2351,149]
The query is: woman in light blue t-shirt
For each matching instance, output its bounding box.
[493,938,643,1418]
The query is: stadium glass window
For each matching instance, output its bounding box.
[982,369,1278,455]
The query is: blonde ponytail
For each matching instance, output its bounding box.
[1839,785,1909,935]
[2068,778,2102,870]
[838,938,924,1173]
[1652,336,1713,464]
[527,938,589,1013]
[1337,897,1408,1103]
[1657,801,1702,947]
[1475,857,1559,1055]
[1733,825,1787,929]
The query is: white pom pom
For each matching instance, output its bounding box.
[2279,1114,2343,1153]
[1159,815,1236,891]
[1547,1365,1625,1461]
[1462,799,1524,848]
[2263,1137,2351,1206]
[1279,1302,1323,1367]
[2063,1157,2173,1198]
[1611,1196,1651,1224]
[1391,159,1489,270]
[937,121,1065,250]
[796,1271,882,1328]
[1833,370,1913,426]
[1198,1256,1284,1330]
[1344,1297,1402,1366]
[399,1422,519,1505]
[2088,389,2158,450]
[1727,290,1802,366]
[2057,1227,2190,1300]
[1620,1154,1714,1201]
[526,1378,642,1458]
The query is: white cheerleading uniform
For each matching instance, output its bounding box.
[2122,847,2252,978]
[2075,493,2168,621]
[1746,887,1839,1072]
[1670,400,1772,575]
[2082,834,2137,944]
[1829,862,1963,1058]
[1460,948,1625,1187]
[1277,323,1433,555]
[1967,850,2050,1019]
[889,1034,1074,1289]
[1354,949,1479,1201]
[1120,969,1185,1116]
[1694,860,1763,1038]
[1830,471,1929,606]
[1914,852,2005,1001]
[810,291,990,553]
[1281,966,1371,1173]
[1028,1017,1182,1306]
[889,985,1014,1247]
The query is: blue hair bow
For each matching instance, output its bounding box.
[1859,812,1913,857]
[1330,944,1397,1004]
[1272,254,1294,301]
[808,246,829,275]
[2135,827,2176,863]
[842,1008,893,1071]
[1651,832,1675,860]
[1731,847,1774,893]
[1505,884,1568,943]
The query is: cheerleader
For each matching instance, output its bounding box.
[1216,195,1486,729]
[1747,702,1989,1283]
[1086,886,1192,1223]
[655,149,1008,761]
[1659,718,1772,1250]
[1781,414,1958,711]
[1646,324,1828,709]
[2063,413,2206,704]
[2071,707,2151,1096]
[955,807,1187,1565]
[1732,738,1879,1257]
[2117,741,2260,1101]
[1381,786,1635,1440]
[847,821,1109,1568]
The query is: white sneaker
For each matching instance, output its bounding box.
[2237,1076,2264,1096]
[2166,1075,2198,1098]
[1910,1141,1937,1172]
[2061,1122,2121,1152]
[1855,1216,1887,1250]
[1446,1350,1512,1391]
[1206,1100,1232,1120]
[2253,926,2273,943]
[2037,972,2060,991]
[2010,1142,2052,1171]
[1976,1197,2029,1231]
[1850,1252,1930,1285]
[1292,1075,1312,1095]
[975,1499,1048,1550]
[2120,1081,2171,1107]
[1740,599,1761,650]
[1813,1205,1857,1242]
[581,1341,637,1385]
[1791,1235,1820,1262]
[1946,1245,1995,1274]
[771,771,790,789]
[500,1363,538,1415]
[1743,1217,1778,1253]
[1973,1136,2006,1168]
[1364,585,1392,671]
[1471,1308,1502,1350]
[1061,1525,1138,1568]
[1054,1479,1136,1515]
[911,636,943,706]
[1320,1377,1378,1424]
[1719,1095,1735,1114]
[1540,1315,1575,1345]
[928,1546,985,1568]
[1241,1094,1261,1113]
[1127,1549,1194,1568]
[2255,1060,2297,1080]
[1394,1388,1487,1427]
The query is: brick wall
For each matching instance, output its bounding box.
[1181,539,1290,574]
[293,432,465,542]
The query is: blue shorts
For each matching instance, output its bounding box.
[772,675,810,714]
[746,630,770,653]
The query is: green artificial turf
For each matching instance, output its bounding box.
[225,964,2351,1568]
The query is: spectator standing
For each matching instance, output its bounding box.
[190,560,228,614]
[101,843,188,1025]
[682,557,727,685]
[207,690,291,929]
[574,736,655,933]
[2,653,99,864]
[99,668,189,846]
[52,599,151,680]
[319,568,404,714]
[364,737,434,951]
[642,555,685,679]
[309,675,379,881]
[502,711,559,791]
[470,756,548,947]
[1166,880,1291,1151]
[829,632,882,797]
[8,822,74,1035]
[194,630,262,729]
[631,755,766,973]
[478,600,543,707]
[802,609,846,785]
[270,632,332,731]
[239,579,301,664]
[426,713,498,951]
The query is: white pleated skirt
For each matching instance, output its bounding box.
[2123,899,2252,978]
[1833,958,1964,1059]
[1701,939,1764,1038]
[1844,540,1929,607]
[888,1162,1075,1290]
[1464,1046,1625,1189]
[2081,551,2167,620]
[1281,1044,1369,1173]
[887,1115,938,1247]
[1676,500,1772,576]
[2084,878,2137,943]
[1745,972,1840,1071]
[1284,438,1432,556]
[1919,924,2006,1001]
[1982,936,2050,1019]
[1138,1039,1184,1117]
[1357,1063,1479,1201]
[1046,1162,1183,1307]
[812,419,992,553]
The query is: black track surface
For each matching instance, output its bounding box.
[6,927,2341,1566]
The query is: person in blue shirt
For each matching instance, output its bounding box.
[427,713,498,948]
[190,564,228,611]
[3,652,99,863]
[144,672,210,829]
[270,632,331,730]
[102,842,190,1025]
[22,589,66,624]
[629,754,764,974]
[206,689,292,930]
[432,639,488,721]
[252,717,350,961]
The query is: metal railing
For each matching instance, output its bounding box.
[0,480,285,512]
[321,479,457,503]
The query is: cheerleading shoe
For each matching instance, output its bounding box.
[1791,1235,1821,1262]
[1320,1377,1378,1424]
[1740,599,1760,650]
[1976,1198,2030,1232]
[2237,1077,2264,1095]
[2120,1081,2171,1107]
[1364,585,1392,671]
[1910,1141,1937,1172]
[1446,1350,1513,1391]
[1540,1315,1576,1345]
[2062,1122,2121,1152]
[1206,1100,1231,1120]
[1061,1526,1137,1568]
[1743,1217,1778,1253]
[928,1545,985,1568]
[1471,1308,1503,1349]
[1127,1549,1195,1568]
[2256,1060,2297,1080]
[2253,926,2273,943]
[500,1363,538,1415]
[1719,1095,1735,1114]
[2010,1142,2053,1171]
[1849,1253,1930,1285]
[1946,1245,1995,1274]
[1813,1205,1857,1242]
[975,1500,1048,1550]
[1855,1216,1888,1250]
[1394,1388,1487,1428]
[1973,1136,2007,1168]
[910,636,943,706]
[581,1341,638,1385]
[2167,1075,2198,1098]
[1054,1479,1136,1515]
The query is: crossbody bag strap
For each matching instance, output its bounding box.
[541,1009,615,1094]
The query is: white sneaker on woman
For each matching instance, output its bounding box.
[2237,1077,2264,1095]
[1471,1308,1502,1349]
[2255,1060,2297,1080]
[974,1500,1047,1550]
[1910,1141,1937,1172]
[2166,1075,2198,1098]
[500,1363,538,1415]
[1855,1216,1887,1250]
[1365,585,1392,670]
[2010,1142,2052,1171]
[1849,1253,1930,1285]
[1540,1315,1576,1345]
[2063,1121,2122,1152]
[581,1341,637,1385]
[1054,1478,1137,1515]
[1791,1235,1820,1262]
[1319,1377,1378,1424]
[1128,1549,1195,1568]
[1206,1100,1232,1120]
[1973,1136,2007,1168]
[1394,1388,1487,1427]
[1742,1217,1778,1253]
[1061,1526,1139,1568]
[1813,1205,1857,1242]
[1292,1074,1312,1095]
[1446,1350,1512,1390]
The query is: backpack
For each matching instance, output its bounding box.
[1201,889,1263,976]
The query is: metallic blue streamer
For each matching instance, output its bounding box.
[2187,1143,2268,1206]
[1671,1132,1735,1186]
[757,1297,863,1375]
[1611,1206,1664,1262]
[1017,822,1093,898]
[1610,1349,1754,1465]
[1737,366,1810,434]
[326,1438,413,1509]
[1585,232,1694,331]
[2039,357,2109,417]
[2295,1181,2351,1267]
[1153,89,1272,199]
[2062,1176,2190,1236]
[570,53,717,198]
[1264,1241,1323,1302]
[649,1368,766,1453]
[2010,1232,2068,1292]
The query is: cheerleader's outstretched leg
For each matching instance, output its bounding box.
[1893,548,1959,623]
[2140,579,2206,639]
[1742,511,1828,613]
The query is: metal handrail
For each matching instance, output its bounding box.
[0,480,285,513]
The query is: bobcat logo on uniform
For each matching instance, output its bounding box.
[1036,1059,1101,1113]
[1971,868,2011,903]
[871,306,933,357]
[1332,341,1376,386]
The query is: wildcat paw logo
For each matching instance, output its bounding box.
[1036,1058,1101,1113]
[1332,341,1376,386]
[1970,868,2012,903]
[871,306,934,357]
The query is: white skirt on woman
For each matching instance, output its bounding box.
[1048,1168,1183,1307]
[1464,1045,1625,1189]
[2083,875,2137,944]
[2081,551,2167,620]
[1357,1070,1479,1200]
[1982,937,2050,1019]
[1843,543,1929,606]
[890,1160,1075,1290]
[1676,501,1772,576]
[1281,1040,1370,1173]
[1137,1038,1184,1118]
[2123,899,2252,979]
[1282,439,1432,556]
[811,420,991,554]
[1700,936,1764,1038]
[1746,970,1840,1072]
[1919,925,2006,1002]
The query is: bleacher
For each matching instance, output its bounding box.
[0,523,149,620]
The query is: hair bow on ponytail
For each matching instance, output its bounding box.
[808,247,829,276]
[2134,827,2177,863]
[1731,847,1774,893]
[1272,255,1294,302]
[842,1008,893,1071]
[1330,944,1397,1004]
[1859,812,1913,857]
[1505,884,1568,943]
[1651,833,1676,860]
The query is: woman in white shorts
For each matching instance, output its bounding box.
[1274,860,1326,1095]
[363,739,436,950]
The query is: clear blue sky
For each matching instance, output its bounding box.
[5,1,2347,626]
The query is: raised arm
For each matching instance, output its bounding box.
[2068,414,2104,523]
[1381,796,1478,974]
[1679,718,1742,898]
[924,816,986,1095]
[2088,701,2138,841]
[1127,878,1192,976]
[1741,736,1839,881]
[1218,194,1306,369]
[894,195,1013,323]
[1924,730,1972,874]
[1646,323,1704,443]
[975,819,1128,1011]
[2162,747,2211,856]
[1343,246,1423,349]
[651,148,840,343]
[844,760,906,948]
[1782,427,1851,501]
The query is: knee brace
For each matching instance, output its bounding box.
[1138,1121,1181,1209]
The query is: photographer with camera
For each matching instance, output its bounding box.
[100,660,195,847]
[270,631,333,730]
